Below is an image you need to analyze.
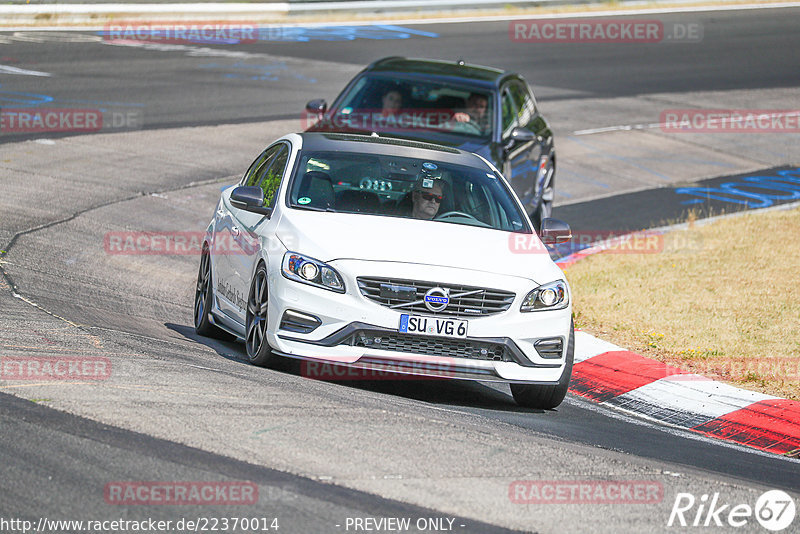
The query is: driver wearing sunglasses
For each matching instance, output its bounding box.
[411,177,444,220]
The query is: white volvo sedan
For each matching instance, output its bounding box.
[194,132,574,408]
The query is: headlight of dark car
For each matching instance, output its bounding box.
[520,280,569,312]
[282,252,345,293]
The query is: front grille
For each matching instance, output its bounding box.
[357,277,515,318]
[344,330,511,362]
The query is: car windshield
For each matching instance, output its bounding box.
[288,150,528,232]
[328,75,494,140]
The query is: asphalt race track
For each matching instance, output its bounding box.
[1,6,799,533]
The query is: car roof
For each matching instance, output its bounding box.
[297,132,490,167]
[363,57,513,89]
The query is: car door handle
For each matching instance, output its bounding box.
[231,226,240,237]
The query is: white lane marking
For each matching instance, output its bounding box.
[573,111,800,136]
[0,3,289,15]
[609,375,778,424]
[10,31,101,43]
[573,123,663,136]
[102,39,278,60]
[0,64,51,77]
[573,331,625,363]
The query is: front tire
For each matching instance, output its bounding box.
[246,263,279,367]
[511,320,574,409]
[194,247,232,340]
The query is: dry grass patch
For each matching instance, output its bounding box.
[565,206,800,399]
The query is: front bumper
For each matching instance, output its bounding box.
[266,259,572,384]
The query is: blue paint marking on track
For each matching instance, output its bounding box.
[258,25,438,42]
[0,87,54,106]
[0,84,143,112]
[97,25,439,45]
[199,62,317,83]
[552,166,800,261]
[675,168,800,208]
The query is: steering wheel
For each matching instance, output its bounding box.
[445,119,484,135]
[435,211,479,222]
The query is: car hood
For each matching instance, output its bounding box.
[276,210,558,284]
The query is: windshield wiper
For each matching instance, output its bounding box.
[292,204,337,213]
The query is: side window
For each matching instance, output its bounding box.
[500,89,518,136]
[508,81,536,130]
[242,145,281,187]
[257,145,290,209]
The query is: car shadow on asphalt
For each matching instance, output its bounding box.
[166,322,547,414]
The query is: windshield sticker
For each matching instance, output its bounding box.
[421,178,434,189]
[298,197,311,205]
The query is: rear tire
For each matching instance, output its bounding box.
[511,320,574,409]
[194,247,233,340]
[246,263,279,367]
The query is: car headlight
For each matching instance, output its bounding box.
[282,252,345,293]
[520,280,569,312]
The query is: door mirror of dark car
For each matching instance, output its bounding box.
[504,127,536,151]
[305,99,327,116]
[230,186,272,216]
[538,218,572,244]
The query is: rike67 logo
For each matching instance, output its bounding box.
[668,490,796,531]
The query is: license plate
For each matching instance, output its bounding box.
[398,314,468,339]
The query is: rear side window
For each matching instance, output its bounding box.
[508,81,537,130]
[501,90,518,136]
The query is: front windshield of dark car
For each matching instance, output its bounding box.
[288,150,528,233]
[326,75,493,140]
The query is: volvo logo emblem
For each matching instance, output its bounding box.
[424,287,449,312]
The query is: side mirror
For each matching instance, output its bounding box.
[504,126,536,151]
[538,218,571,244]
[230,186,272,216]
[305,99,327,116]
